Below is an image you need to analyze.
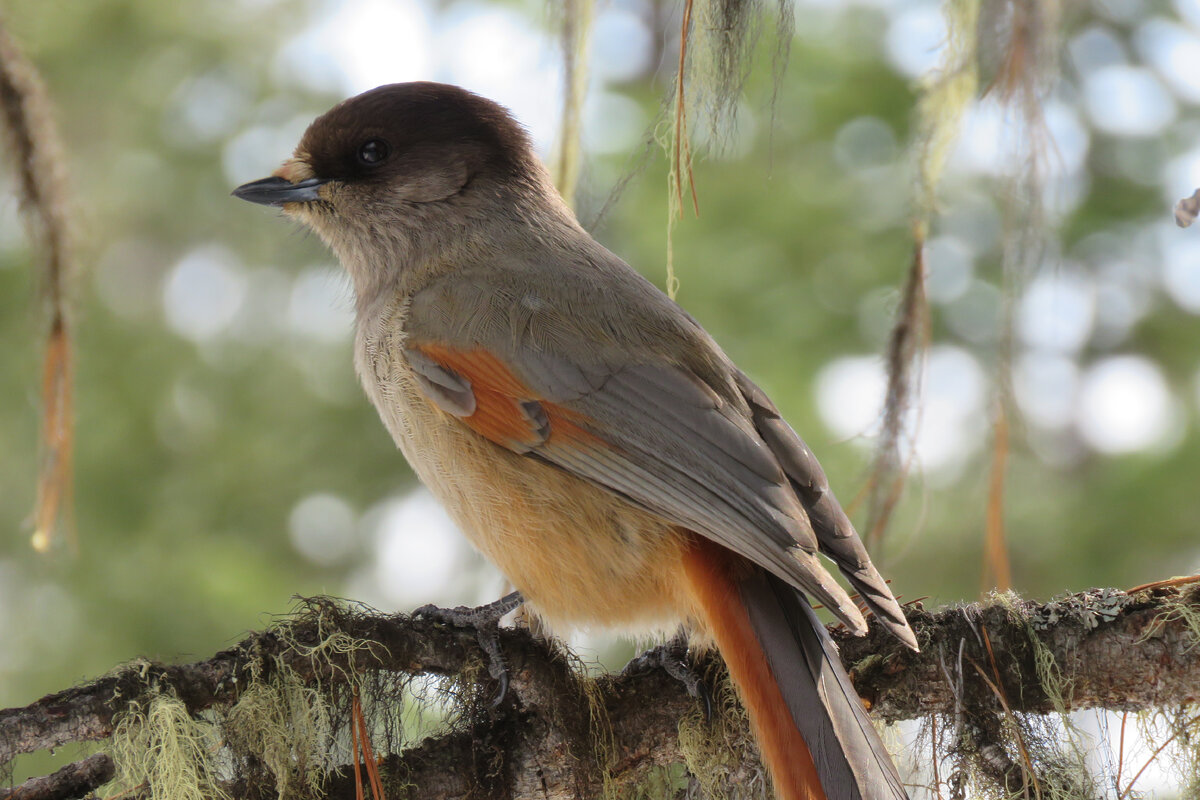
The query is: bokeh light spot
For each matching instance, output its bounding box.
[289,493,357,566]
[163,247,247,343]
[1084,66,1177,137]
[834,116,899,171]
[1077,356,1174,453]
[925,235,975,303]
[815,355,887,441]
[885,3,946,79]
[276,0,432,95]
[1014,352,1081,430]
[1018,270,1096,353]
[371,491,464,607]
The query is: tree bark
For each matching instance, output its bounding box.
[0,755,113,800]
[1,586,1197,799]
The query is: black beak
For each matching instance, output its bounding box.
[232,176,327,207]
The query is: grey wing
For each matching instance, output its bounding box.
[733,369,918,650]
[563,361,870,632]
[404,278,870,634]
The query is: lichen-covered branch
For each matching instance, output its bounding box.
[2,587,1198,800]
[835,586,1200,720]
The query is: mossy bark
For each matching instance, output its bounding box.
[3,588,1200,800]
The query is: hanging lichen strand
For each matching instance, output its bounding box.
[0,17,77,555]
[552,0,596,211]
[863,0,1064,579]
[89,599,631,800]
[863,0,979,554]
[663,0,793,298]
[979,0,1062,594]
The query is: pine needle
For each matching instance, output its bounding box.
[983,403,1013,591]
[1117,717,1200,800]
[1127,575,1200,594]
[351,692,365,800]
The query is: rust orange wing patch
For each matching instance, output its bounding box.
[413,343,602,453]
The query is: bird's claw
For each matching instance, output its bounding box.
[413,591,523,707]
[623,631,713,724]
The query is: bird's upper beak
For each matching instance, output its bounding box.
[232,176,327,207]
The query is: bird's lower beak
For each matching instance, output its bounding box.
[232,176,327,207]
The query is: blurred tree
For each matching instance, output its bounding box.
[3,0,1200,797]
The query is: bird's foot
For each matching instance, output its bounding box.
[413,591,523,707]
[622,631,713,723]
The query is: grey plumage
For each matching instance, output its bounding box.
[402,232,923,646]
[735,370,919,650]
[234,81,917,800]
[741,570,910,800]
[404,272,878,633]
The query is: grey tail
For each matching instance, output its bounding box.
[739,568,910,800]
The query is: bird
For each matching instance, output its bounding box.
[234,81,917,800]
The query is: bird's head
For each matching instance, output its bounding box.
[234,82,556,289]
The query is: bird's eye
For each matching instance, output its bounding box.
[357,139,390,166]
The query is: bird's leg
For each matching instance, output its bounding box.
[622,628,713,723]
[413,591,523,706]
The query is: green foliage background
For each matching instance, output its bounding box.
[1,0,1198,772]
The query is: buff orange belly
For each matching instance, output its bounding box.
[378,372,691,633]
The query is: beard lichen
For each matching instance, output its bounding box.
[579,670,620,800]
[54,590,1200,799]
[109,693,228,800]
[959,591,1097,799]
[909,590,1200,799]
[1138,583,1200,654]
[676,663,769,800]
[222,664,332,800]
[102,599,433,800]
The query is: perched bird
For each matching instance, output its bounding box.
[235,82,917,800]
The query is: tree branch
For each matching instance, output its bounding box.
[834,585,1200,720]
[0,754,113,800]
[2,587,1197,799]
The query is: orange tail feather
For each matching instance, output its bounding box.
[682,537,827,800]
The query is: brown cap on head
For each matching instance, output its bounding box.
[296,82,534,184]
[233,82,564,293]
[234,82,542,210]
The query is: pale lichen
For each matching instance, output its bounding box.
[223,661,332,800]
[109,693,227,800]
[676,665,768,800]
